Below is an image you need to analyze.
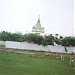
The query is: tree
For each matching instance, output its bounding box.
[41,34,54,46]
[45,34,54,45]
[0,31,12,41]
[23,33,43,45]
[54,35,63,45]
[62,37,75,46]
[0,31,24,42]
[42,37,48,46]
[11,32,23,42]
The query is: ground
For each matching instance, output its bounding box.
[0,45,75,75]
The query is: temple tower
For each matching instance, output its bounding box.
[32,15,44,33]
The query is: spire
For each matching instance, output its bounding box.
[37,15,40,23]
[39,15,40,21]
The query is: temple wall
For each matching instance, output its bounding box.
[5,41,75,54]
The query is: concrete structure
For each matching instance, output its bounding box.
[0,41,75,54]
[0,41,6,46]
[5,41,75,54]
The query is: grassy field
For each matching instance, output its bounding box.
[0,45,75,75]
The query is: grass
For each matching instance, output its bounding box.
[0,45,75,75]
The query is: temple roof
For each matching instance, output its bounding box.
[32,15,44,33]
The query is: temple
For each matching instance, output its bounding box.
[32,15,44,33]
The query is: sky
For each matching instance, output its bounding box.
[0,0,74,36]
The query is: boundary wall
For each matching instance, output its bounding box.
[5,41,75,54]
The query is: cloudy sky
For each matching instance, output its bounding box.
[0,0,74,36]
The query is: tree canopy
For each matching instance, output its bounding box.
[62,37,75,46]
[0,31,75,46]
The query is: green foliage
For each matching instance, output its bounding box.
[42,34,54,46]
[24,33,43,45]
[62,37,75,46]
[0,31,75,47]
[11,33,24,42]
[0,31,12,41]
[0,31,24,42]
[42,37,48,46]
